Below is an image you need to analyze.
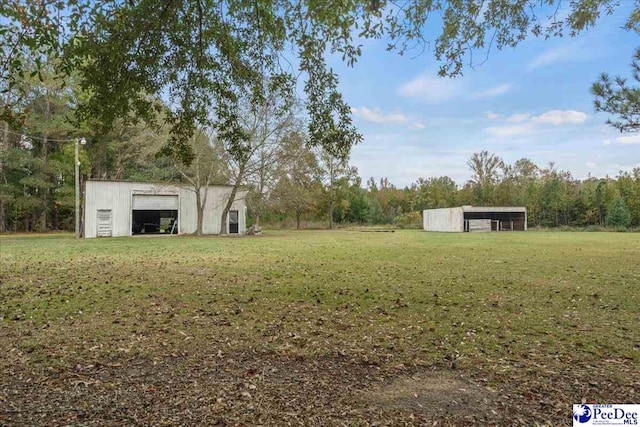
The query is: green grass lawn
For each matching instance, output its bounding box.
[1,230,638,425]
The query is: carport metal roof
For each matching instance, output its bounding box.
[461,206,526,213]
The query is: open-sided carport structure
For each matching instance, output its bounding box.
[84,180,246,238]
[423,206,527,232]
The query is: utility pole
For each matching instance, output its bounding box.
[75,138,86,238]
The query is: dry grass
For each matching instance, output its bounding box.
[1,230,638,425]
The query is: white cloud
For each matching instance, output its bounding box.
[532,110,588,125]
[411,121,425,130]
[484,111,502,120]
[351,140,474,186]
[529,47,566,69]
[351,107,408,124]
[483,123,535,138]
[603,139,612,145]
[586,162,597,169]
[397,74,463,103]
[528,44,577,69]
[471,83,512,99]
[527,34,606,70]
[616,134,640,144]
[506,113,532,123]
[398,74,510,103]
[482,109,588,139]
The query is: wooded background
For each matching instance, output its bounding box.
[1,67,637,232]
[1,1,638,232]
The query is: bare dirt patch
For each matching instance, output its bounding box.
[0,350,506,426]
[362,371,496,419]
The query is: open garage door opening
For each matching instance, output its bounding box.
[132,210,178,235]
[131,194,179,235]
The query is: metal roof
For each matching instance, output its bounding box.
[86,179,235,188]
[461,206,526,213]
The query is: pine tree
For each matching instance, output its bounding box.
[606,197,632,228]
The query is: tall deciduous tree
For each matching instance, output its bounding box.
[271,132,322,229]
[171,128,228,236]
[68,0,359,164]
[467,151,503,187]
[245,118,302,231]
[318,149,354,229]
[467,150,503,204]
[4,1,635,149]
[219,92,294,234]
[412,176,458,211]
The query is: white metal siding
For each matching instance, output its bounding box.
[132,194,178,210]
[422,207,464,232]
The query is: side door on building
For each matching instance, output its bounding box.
[229,210,239,234]
[97,209,113,237]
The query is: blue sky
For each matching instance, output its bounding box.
[328,4,639,187]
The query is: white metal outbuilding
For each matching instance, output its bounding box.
[84,180,246,238]
[423,206,527,232]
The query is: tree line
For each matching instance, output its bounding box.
[1,65,637,234]
[1,1,638,232]
[263,150,639,230]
